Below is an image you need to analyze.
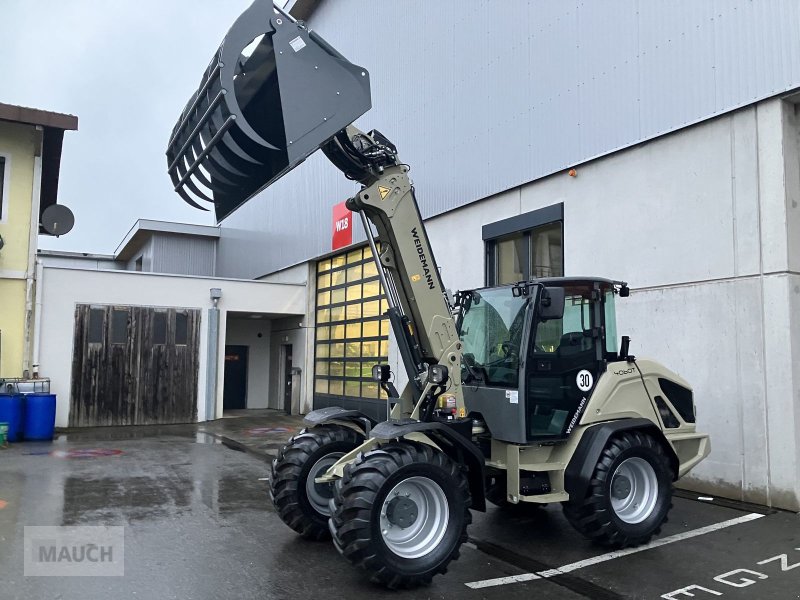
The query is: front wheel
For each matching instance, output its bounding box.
[330,441,471,589]
[270,424,364,540]
[562,431,673,547]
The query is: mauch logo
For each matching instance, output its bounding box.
[36,542,114,564]
[24,526,124,576]
[335,216,349,232]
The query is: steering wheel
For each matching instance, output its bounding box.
[501,341,519,358]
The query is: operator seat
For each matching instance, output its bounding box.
[557,332,592,357]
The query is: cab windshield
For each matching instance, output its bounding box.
[458,288,528,387]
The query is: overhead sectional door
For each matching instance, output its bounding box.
[313,246,390,419]
[70,304,200,426]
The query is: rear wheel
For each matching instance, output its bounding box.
[330,441,471,589]
[270,424,364,540]
[563,431,673,547]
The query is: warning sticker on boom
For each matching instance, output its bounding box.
[378,186,391,200]
[289,36,306,52]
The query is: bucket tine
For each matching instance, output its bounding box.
[167,0,371,221]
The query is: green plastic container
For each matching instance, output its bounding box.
[0,422,8,446]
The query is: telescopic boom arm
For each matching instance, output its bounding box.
[165,0,465,419]
[322,127,465,419]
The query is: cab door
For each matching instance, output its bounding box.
[524,286,603,440]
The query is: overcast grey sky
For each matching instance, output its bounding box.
[2,0,271,254]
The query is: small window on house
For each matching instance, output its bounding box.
[175,312,188,345]
[135,256,143,272]
[88,309,105,344]
[152,312,167,345]
[0,156,6,219]
[111,309,129,344]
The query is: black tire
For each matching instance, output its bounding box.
[330,441,471,589]
[270,424,364,541]
[562,430,673,548]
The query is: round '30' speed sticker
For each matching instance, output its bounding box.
[576,369,594,392]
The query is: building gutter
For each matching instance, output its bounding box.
[23,128,43,376]
[31,258,44,376]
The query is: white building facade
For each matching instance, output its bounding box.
[203,1,800,510]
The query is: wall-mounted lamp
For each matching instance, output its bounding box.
[210,287,222,308]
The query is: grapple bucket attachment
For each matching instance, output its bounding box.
[166,0,371,221]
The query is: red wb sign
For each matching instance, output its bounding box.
[332,201,352,250]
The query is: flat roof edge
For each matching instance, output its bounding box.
[0,102,78,131]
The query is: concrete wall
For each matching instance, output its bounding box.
[381,97,799,510]
[268,314,311,414]
[37,266,305,426]
[261,262,315,413]
[225,317,272,409]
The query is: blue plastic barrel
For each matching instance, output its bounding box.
[0,393,25,442]
[23,393,56,441]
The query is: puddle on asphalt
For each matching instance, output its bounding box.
[60,470,272,525]
[62,475,193,524]
[54,424,198,444]
[200,474,271,515]
[194,432,224,445]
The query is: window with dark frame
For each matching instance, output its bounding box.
[175,312,188,345]
[313,246,390,402]
[88,309,105,344]
[152,312,167,345]
[111,309,129,345]
[484,203,564,286]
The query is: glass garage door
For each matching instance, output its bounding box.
[313,246,390,410]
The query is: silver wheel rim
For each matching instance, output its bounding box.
[379,476,449,559]
[610,457,659,524]
[305,453,343,516]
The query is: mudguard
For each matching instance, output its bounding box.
[564,418,679,502]
[302,406,375,435]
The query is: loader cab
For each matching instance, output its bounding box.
[457,277,623,444]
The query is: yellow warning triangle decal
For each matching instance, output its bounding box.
[378,186,391,200]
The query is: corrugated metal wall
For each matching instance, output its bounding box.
[216,0,800,279]
[151,233,216,276]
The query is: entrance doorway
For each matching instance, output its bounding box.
[223,345,248,410]
[282,344,293,414]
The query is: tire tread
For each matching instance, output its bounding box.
[563,430,673,548]
[330,441,472,589]
[270,425,363,541]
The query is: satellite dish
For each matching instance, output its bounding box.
[41,204,75,236]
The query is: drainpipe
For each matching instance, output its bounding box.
[31,258,44,377]
[23,129,44,377]
[205,288,223,421]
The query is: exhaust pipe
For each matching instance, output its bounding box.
[166,0,371,221]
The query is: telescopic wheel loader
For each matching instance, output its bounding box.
[166,1,711,588]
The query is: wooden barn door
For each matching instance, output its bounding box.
[70,305,200,426]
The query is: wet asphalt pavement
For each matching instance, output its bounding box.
[0,411,798,600]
